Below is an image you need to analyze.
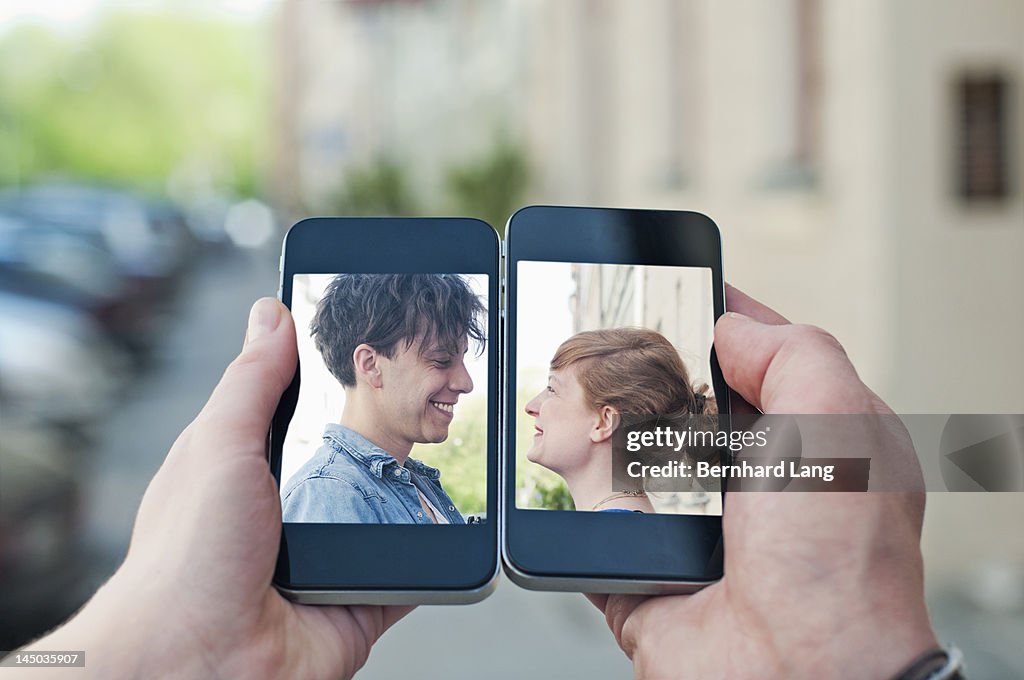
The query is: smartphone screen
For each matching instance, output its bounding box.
[280,273,489,525]
[514,261,722,516]
[272,218,499,600]
[503,206,726,587]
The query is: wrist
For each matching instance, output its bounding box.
[825,620,939,680]
[25,570,213,680]
[786,592,939,679]
[890,645,965,680]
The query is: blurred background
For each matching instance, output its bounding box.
[0,0,1021,677]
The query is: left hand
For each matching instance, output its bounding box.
[23,298,410,680]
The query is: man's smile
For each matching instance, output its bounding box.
[430,400,455,416]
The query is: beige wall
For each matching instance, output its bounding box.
[522,0,1024,415]
[887,0,1024,413]
[518,0,1024,589]
[524,0,898,397]
[274,0,1023,412]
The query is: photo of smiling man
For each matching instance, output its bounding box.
[280,273,487,524]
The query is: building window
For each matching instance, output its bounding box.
[956,74,1011,201]
[794,0,822,172]
[760,0,822,190]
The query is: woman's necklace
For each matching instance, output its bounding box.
[591,490,647,511]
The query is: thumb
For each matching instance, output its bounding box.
[714,312,874,414]
[190,297,297,453]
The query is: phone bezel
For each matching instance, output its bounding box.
[271,217,500,602]
[502,205,728,588]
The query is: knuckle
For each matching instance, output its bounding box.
[618,617,642,661]
[603,595,646,659]
[226,349,287,391]
[788,324,847,356]
[603,596,630,650]
[226,347,264,375]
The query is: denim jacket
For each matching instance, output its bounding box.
[281,423,465,524]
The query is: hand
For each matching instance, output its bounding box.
[588,285,938,679]
[25,299,410,680]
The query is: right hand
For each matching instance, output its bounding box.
[587,285,938,679]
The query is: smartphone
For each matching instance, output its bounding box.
[502,206,728,593]
[271,217,500,604]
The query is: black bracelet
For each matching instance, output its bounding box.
[891,645,966,680]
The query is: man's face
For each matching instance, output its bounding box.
[376,336,474,449]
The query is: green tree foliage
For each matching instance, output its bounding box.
[0,11,266,194]
[326,155,420,216]
[445,136,529,237]
[412,393,488,515]
[409,383,575,516]
[514,379,575,511]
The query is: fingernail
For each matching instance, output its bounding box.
[723,311,752,322]
[247,298,281,344]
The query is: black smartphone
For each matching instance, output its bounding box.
[502,205,728,593]
[271,217,500,604]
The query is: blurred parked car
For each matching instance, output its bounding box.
[141,196,201,269]
[0,211,166,358]
[0,291,124,430]
[0,424,91,651]
[0,212,121,300]
[0,183,205,358]
[0,182,196,303]
[183,192,236,248]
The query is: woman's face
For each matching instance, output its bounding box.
[524,364,598,474]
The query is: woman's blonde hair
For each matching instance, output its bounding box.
[550,328,713,418]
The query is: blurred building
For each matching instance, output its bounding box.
[271,0,528,211]
[571,263,715,390]
[521,0,1024,415]
[273,0,1023,414]
[520,2,1024,611]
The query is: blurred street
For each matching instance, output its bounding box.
[81,247,280,581]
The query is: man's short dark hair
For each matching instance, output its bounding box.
[311,273,486,387]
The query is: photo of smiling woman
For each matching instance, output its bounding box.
[280,273,489,524]
[516,260,721,515]
[525,328,716,514]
